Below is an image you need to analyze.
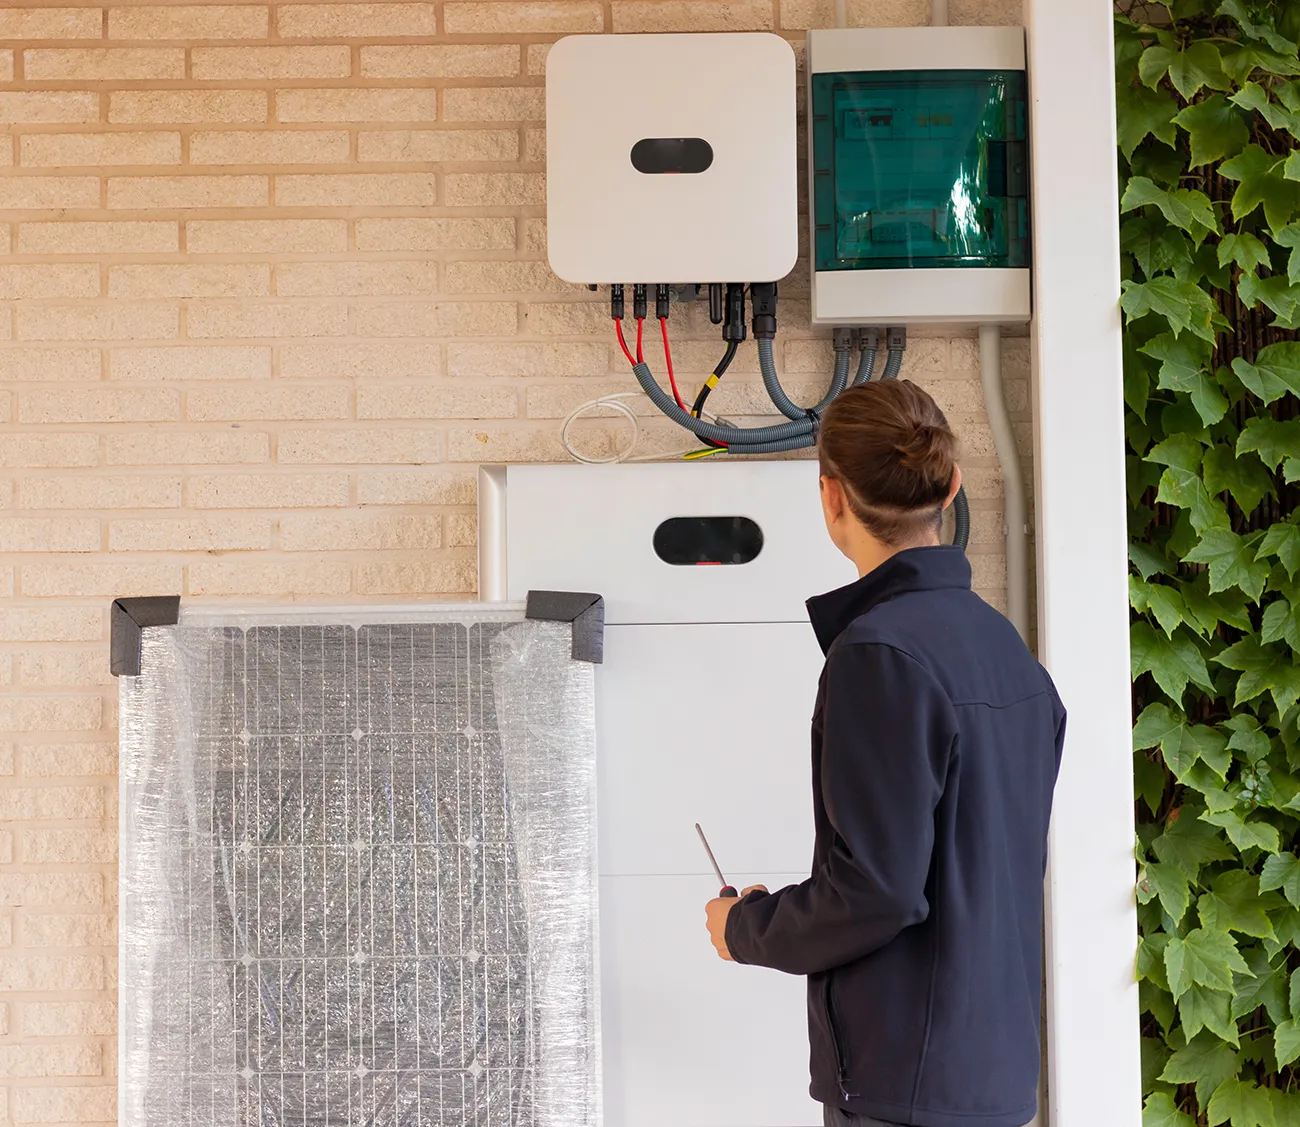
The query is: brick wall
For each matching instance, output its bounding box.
[0,0,1026,1120]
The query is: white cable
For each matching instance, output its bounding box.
[931,0,948,25]
[561,392,642,464]
[834,0,847,26]
[560,392,705,464]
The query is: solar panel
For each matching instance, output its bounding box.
[119,614,599,1127]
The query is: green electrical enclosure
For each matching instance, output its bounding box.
[811,70,1030,273]
[806,28,1032,325]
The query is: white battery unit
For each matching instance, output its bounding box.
[480,462,854,1127]
[807,27,1031,325]
[545,33,799,286]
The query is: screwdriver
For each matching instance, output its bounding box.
[695,823,737,898]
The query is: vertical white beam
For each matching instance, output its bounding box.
[1024,3,1142,1127]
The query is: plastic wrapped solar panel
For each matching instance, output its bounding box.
[118,609,599,1127]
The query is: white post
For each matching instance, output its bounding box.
[1024,2,1142,1127]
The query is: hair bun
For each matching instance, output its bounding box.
[895,423,955,488]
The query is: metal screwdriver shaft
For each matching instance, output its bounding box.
[695,823,738,898]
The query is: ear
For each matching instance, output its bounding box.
[941,464,963,510]
[820,475,846,522]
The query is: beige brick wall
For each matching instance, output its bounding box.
[0,0,1028,1120]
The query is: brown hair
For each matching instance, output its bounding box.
[818,380,959,546]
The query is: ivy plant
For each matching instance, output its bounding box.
[1119,1,1300,1123]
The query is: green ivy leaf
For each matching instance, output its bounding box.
[1174,94,1251,166]
[1221,43,1300,85]
[1141,860,1193,922]
[1136,702,1184,753]
[1262,598,1300,651]
[1143,1092,1197,1127]
[1239,273,1300,323]
[1207,1077,1278,1127]
[1226,715,1273,764]
[1186,529,1271,600]
[1133,576,1191,637]
[1218,0,1300,55]
[1158,468,1231,534]
[1149,432,1206,473]
[1133,621,1216,697]
[1183,579,1254,634]
[1168,927,1252,998]
[1221,144,1300,228]
[1203,446,1273,514]
[1120,84,1182,158]
[1125,215,1197,279]
[1179,982,1241,1045]
[1200,870,1281,938]
[1155,809,1237,877]
[1259,525,1300,581]
[1233,945,1289,1024]
[1277,1019,1300,1070]
[1271,1090,1300,1127]
[1261,853,1300,908]
[1216,637,1300,713]
[1143,333,1230,424]
[1142,38,1234,99]
[1274,223,1300,285]
[1287,458,1300,484]
[1137,750,1169,815]
[1238,416,1300,468]
[1201,808,1282,854]
[1161,1031,1242,1107]
[1123,276,1224,340]
[1219,231,1273,273]
[1133,540,1174,580]
[1122,176,1222,238]
[1231,81,1300,132]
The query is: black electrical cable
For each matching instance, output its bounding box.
[691,341,737,419]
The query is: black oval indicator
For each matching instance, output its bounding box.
[653,517,763,566]
[631,137,714,175]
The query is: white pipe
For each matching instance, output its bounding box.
[979,324,1030,641]
[931,0,948,25]
[834,0,847,27]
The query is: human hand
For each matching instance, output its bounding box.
[741,885,768,897]
[705,895,738,960]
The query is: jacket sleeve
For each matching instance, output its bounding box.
[724,641,956,976]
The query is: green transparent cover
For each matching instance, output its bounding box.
[812,69,1030,272]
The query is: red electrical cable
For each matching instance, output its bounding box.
[636,317,645,365]
[660,316,686,412]
[615,320,635,366]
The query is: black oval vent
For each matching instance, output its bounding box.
[630,137,714,175]
[653,517,763,566]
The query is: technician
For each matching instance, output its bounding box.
[704,379,1064,1127]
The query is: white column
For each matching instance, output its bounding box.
[1023,2,1142,1126]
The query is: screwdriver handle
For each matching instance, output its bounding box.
[720,885,738,898]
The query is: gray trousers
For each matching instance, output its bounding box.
[823,1106,904,1127]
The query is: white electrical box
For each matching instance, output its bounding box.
[480,462,854,1127]
[545,33,799,285]
[807,27,1031,325]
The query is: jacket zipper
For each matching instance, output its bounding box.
[823,974,856,1101]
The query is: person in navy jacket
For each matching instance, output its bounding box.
[705,378,1064,1127]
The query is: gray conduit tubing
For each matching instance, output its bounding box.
[854,342,877,385]
[631,361,816,446]
[757,338,851,420]
[979,324,1029,639]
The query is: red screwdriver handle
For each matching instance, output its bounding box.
[720,885,738,898]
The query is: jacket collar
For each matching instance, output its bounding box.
[806,545,972,654]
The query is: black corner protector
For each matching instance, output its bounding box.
[110,595,181,678]
[525,591,605,664]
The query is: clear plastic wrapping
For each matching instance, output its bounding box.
[119,613,599,1127]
